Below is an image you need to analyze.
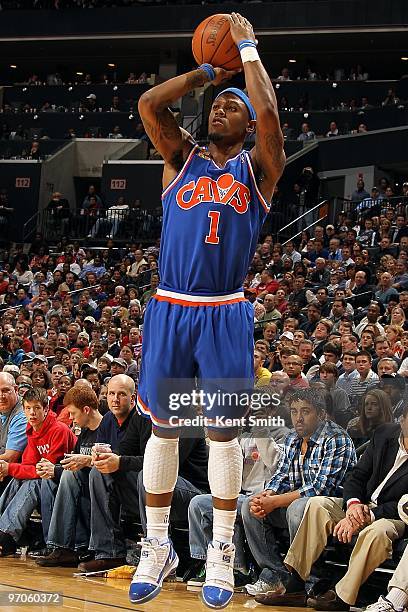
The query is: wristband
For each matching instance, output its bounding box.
[199,63,216,82]
[240,46,260,63]
[347,500,361,507]
[238,39,257,50]
[238,39,260,63]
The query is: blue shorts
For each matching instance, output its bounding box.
[137,291,254,428]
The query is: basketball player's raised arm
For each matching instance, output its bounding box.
[230,13,286,198]
[138,67,239,170]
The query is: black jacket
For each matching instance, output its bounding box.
[299,319,318,336]
[374,247,398,265]
[46,197,70,218]
[118,411,210,493]
[350,284,374,309]
[309,269,331,286]
[288,288,308,309]
[391,226,408,244]
[313,340,326,360]
[303,356,320,374]
[343,423,408,525]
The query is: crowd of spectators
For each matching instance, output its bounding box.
[0,67,405,157]
[275,65,371,82]
[0,90,151,142]
[14,70,126,88]
[1,97,144,117]
[0,183,162,240]
[289,119,368,142]
[0,177,407,609]
[1,84,404,149]
[278,86,405,140]
[1,0,197,8]
[0,0,396,8]
[2,67,372,87]
[1,73,402,112]
[3,72,151,87]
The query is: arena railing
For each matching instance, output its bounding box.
[35,207,163,243]
[23,212,40,243]
[273,199,330,244]
[332,194,408,221]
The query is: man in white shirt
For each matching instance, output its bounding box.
[128,250,147,278]
[326,121,339,138]
[354,302,385,338]
[341,245,355,267]
[54,255,81,277]
[88,197,129,239]
[257,414,408,610]
[282,241,301,264]
[297,123,315,142]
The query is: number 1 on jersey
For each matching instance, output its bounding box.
[205,210,220,245]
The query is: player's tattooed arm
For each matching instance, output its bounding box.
[248,69,286,201]
[229,14,286,200]
[246,63,285,199]
[186,72,208,89]
[263,132,287,175]
[138,70,209,169]
[138,67,238,168]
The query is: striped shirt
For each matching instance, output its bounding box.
[266,420,356,497]
[348,369,379,408]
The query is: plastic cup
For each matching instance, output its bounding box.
[93,443,112,454]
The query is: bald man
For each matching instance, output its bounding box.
[78,374,209,574]
[0,373,27,493]
[39,375,136,569]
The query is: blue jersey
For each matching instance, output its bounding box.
[159,145,270,297]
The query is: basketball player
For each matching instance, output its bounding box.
[130,12,285,609]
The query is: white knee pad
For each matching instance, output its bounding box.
[208,438,243,500]
[143,434,179,494]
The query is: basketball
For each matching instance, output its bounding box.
[192,13,242,71]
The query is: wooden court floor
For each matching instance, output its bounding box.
[0,556,308,612]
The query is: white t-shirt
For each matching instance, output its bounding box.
[106,205,129,220]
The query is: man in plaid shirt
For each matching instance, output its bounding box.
[243,388,356,597]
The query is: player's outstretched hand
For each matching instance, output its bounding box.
[229,12,257,46]
[211,67,242,86]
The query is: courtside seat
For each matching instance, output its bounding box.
[324,535,407,571]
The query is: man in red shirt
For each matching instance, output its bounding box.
[107,286,126,308]
[14,321,33,354]
[256,269,279,298]
[0,387,76,555]
[284,355,310,389]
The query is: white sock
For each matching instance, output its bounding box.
[213,507,237,544]
[146,506,171,543]
[387,588,408,609]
